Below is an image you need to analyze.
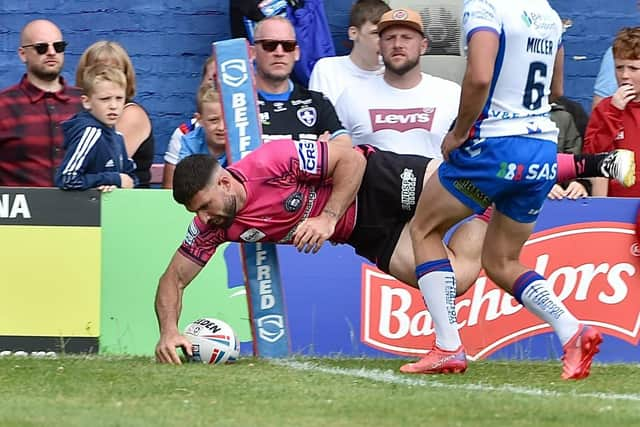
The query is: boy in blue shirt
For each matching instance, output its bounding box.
[178,84,227,167]
[56,64,137,191]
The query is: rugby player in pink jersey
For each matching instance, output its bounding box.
[153,136,634,364]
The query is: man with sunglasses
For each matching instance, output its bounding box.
[0,19,83,187]
[252,16,352,149]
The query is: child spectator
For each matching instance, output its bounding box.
[162,56,217,188]
[55,64,137,191]
[548,102,590,199]
[76,41,154,188]
[584,27,640,197]
[177,84,227,166]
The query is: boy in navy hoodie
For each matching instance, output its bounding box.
[56,64,137,191]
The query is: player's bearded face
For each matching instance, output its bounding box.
[211,194,236,229]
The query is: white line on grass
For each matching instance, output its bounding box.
[272,360,640,402]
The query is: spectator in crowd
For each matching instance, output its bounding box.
[591,0,640,110]
[252,16,351,148]
[0,19,83,187]
[76,41,155,188]
[548,102,591,199]
[335,8,460,159]
[162,56,217,189]
[555,95,589,138]
[176,85,227,166]
[309,0,390,105]
[584,26,640,197]
[55,64,136,192]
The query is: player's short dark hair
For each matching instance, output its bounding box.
[349,0,391,28]
[173,154,220,206]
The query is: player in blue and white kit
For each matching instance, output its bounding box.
[402,0,619,379]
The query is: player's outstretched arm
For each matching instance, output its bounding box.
[155,250,203,364]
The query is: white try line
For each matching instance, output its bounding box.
[272,359,640,402]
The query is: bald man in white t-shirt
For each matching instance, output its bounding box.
[335,8,461,159]
[309,0,390,105]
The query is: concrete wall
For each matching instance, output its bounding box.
[0,1,638,162]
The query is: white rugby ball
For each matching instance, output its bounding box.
[183,317,240,364]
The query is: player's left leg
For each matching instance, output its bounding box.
[399,172,476,374]
[482,210,602,380]
[388,155,486,293]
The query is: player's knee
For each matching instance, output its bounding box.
[480,252,502,278]
[409,218,440,242]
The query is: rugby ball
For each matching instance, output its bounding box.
[183,317,240,364]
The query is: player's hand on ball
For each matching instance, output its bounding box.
[155,331,192,365]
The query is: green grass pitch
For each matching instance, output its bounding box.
[1,356,638,427]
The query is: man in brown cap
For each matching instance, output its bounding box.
[335,8,462,159]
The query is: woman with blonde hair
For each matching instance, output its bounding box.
[76,41,154,187]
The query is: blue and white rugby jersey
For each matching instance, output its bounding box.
[462,0,562,141]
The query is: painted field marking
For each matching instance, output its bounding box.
[273,359,640,402]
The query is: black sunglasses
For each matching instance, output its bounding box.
[255,39,297,53]
[22,41,68,55]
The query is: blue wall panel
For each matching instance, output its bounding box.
[1,1,638,161]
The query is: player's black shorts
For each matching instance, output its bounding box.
[347,146,431,273]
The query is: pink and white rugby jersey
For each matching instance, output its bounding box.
[179,139,358,266]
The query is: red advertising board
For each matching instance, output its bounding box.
[362,222,640,360]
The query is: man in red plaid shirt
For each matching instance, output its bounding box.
[0,19,82,187]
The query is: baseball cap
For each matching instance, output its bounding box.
[377,8,424,36]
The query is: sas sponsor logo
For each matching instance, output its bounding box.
[361,222,640,360]
[240,228,266,243]
[496,162,557,181]
[370,108,435,133]
[296,141,319,173]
